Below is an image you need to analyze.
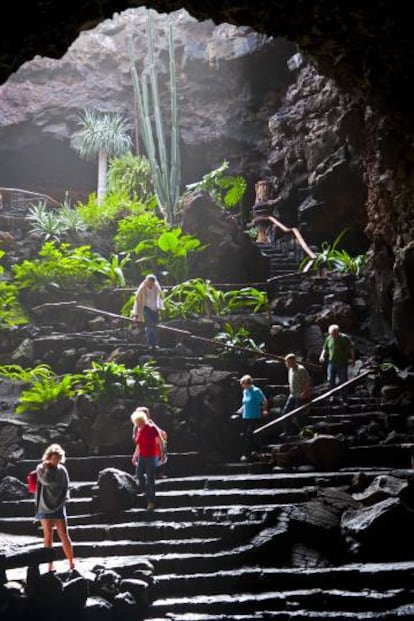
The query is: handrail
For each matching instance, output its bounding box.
[0,186,60,207]
[265,215,316,261]
[73,304,322,370]
[253,369,373,436]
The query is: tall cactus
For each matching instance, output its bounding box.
[129,12,181,225]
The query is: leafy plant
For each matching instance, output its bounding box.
[331,249,366,276]
[0,363,55,384]
[214,323,265,355]
[299,228,366,276]
[76,191,134,230]
[27,199,88,241]
[134,228,207,284]
[0,282,28,326]
[77,360,169,404]
[163,278,226,318]
[162,278,268,319]
[107,152,155,202]
[114,211,166,253]
[13,241,130,291]
[224,287,268,313]
[27,201,67,241]
[186,160,247,210]
[15,374,76,414]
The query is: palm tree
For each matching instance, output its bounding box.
[71,109,132,203]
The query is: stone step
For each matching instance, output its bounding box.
[151,562,414,596]
[15,452,203,480]
[146,606,414,620]
[149,587,410,617]
[0,487,312,518]
[0,516,264,540]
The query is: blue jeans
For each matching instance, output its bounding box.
[327,362,348,390]
[136,456,158,504]
[282,395,305,433]
[282,394,300,416]
[143,306,159,347]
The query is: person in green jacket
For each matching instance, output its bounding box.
[319,324,355,391]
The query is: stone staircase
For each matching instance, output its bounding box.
[2,236,414,618]
[3,387,414,620]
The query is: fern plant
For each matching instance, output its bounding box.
[15,375,76,414]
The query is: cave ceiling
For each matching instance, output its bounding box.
[2,1,413,134]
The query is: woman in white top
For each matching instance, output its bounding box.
[132,274,164,348]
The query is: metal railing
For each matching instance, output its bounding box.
[253,369,373,436]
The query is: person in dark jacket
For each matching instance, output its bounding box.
[35,443,75,572]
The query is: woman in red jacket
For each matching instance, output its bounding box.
[131,408,165,510]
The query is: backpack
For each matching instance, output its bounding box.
[27,469,37,494]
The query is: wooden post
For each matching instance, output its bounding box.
[254,180,274,243]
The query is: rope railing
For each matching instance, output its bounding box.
[253,369,373,437]
[74,305,322,371]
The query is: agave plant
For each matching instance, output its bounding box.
[27,201,68,241]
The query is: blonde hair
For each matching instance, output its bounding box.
[42,443,66,463]
[130,408,149,426]
[240,374,253,387]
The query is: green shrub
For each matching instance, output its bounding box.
[16,374,76,414]
[163,278,268,319]
[107,152,155,201]
[13,241,130,291]
[77,360,169,404]
[0,282,28,326]
[114,212,166,252]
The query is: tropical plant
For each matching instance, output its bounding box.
[15,374,76,414]
[114,211,166,253]
[134,228,207,284]
[58,199,88,235]
[214,323,265,355]
[0,282,28,326]
[13,241,130,291]
[27,199,88,241]
[27,201,66,241]
[330,249,367,276]
[76,360,169,404]
[161,278,267,319]
[186,160,247,210]
[107,152,155,201]
[162,278,224,318]
[75,191,134,230]
[90,253,131,287]
[224,287,268,313]
[129,12,181,224]
[298,229,366,276]
[0,363,55,384]
[71,109,132,204]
